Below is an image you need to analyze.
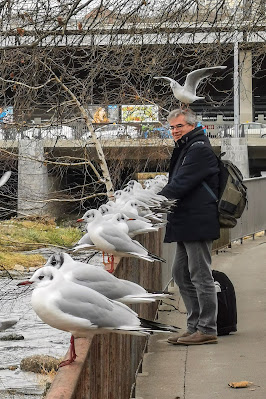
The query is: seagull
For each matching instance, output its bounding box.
[17,267,179,366]
[98,209,158,238]
[143,175,168,193]
[74,211,165,271]
[0,171,11,187]
[45,252,171,304]
[74,210,129,254]
[87,212,165,263]
[154,66,227,105]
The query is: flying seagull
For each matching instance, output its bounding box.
[154,66,227,105]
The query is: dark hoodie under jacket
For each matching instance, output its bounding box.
[159,126,220,242]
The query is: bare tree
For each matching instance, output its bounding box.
[0,0,264,217]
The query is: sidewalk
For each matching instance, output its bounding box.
[135,234,266,399]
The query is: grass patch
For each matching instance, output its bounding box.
[0,217,83,270]
[0,252,45,269]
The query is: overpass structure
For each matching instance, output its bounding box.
[1,132,266,217]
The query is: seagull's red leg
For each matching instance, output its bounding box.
[59,335,77,367]
[70,335,77,361]
[102,252,114,273]
[106,254,114,273]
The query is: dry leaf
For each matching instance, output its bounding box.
[228,381,253,389]
[17,27,25,36]
[57,16,64,26]
[77,22,83,31]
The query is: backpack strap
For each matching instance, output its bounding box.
[202,181,218,202]
[191,141,219,202]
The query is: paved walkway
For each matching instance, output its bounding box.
[136,234,266,399]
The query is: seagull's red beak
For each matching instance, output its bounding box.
[76,218,84,223]
[17,281,33,286]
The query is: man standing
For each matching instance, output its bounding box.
[159,108,220,345]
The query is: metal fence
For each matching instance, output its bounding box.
[231,177,266,240]
[1,122,265,142]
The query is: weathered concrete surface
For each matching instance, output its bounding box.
[136,234,266,399]
[17,139,49,216]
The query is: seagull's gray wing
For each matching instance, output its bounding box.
[77,232,94,245]
[153,76,182,89]
[57,282,139,328]
[97,228,147,255]
[70,267,145,299]
[184,66,227,93]
[69,266,129,299]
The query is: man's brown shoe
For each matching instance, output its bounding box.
[177,331,218,345]
[167,331,193,344]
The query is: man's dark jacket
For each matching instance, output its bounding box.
[159,126,220,242]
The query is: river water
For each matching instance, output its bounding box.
[0,250,103,398]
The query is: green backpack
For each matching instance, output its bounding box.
[202,153,248,228]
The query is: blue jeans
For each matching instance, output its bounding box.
[172,241,217,336]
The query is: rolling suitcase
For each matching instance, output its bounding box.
[212,270,237,336]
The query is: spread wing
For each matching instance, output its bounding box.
[184,66,227,93]
[153,76,182,89]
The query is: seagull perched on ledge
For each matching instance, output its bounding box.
[154,66,227,105]
[18,267,180,366]
[45,252,171,304]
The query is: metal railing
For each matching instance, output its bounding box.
[205,123,266,139]
[1,122,265,142]
[231,177,266,240]
[0,122,266,142]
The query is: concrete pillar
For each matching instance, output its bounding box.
[258,114,265,123]
[17,139,49,216]
[239,50,253,123]
[221,137,249,179]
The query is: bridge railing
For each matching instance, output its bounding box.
[0,122,265,142]
[231,177,266,240]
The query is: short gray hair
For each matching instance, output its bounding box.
[167,108,197,125]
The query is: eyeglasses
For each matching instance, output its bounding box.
[169,124,188,130]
